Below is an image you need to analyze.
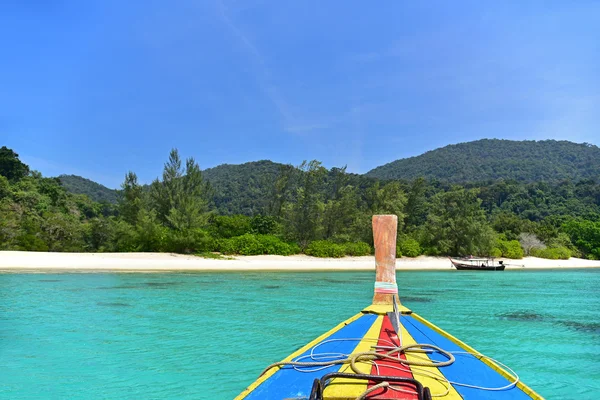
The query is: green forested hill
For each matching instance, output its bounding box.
[202,160,287,215]
[58,175,119,204]
[366,140,600,183]
[55,140,600,214]
[202,160,378,215]
[56,139,600,214]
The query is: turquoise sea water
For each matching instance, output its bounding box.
[1,269,599,399]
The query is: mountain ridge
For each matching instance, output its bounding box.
[58,174,119,204]
[366,139,600,183]
[56,139,600,205]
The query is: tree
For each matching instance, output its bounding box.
[119,171,144,225]
[321,166,363,240]
[424,187,495,256]
[562,219,600,259]
[0,199,20,249]
[366,181,407,232]
[251,215,280,235]
[491,212,532,241]
[282,160,327,247]
[40,211,85,251]
[267,164,295,217]
[518,233,545,256]
[323,185,360,240]
[405,177,428,228]
[209,214,253,238]
[150,149,210,231]
[0,147,29,182]
[85,217,113,251]
[0,175,10,200]
[135,209,167,251]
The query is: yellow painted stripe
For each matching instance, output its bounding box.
[399,322,463,399]
[322,315,385,399]
[235,312,364,400]
[362,303,412,314]
[411,313,544,400]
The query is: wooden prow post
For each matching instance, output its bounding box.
[372,215,398,305]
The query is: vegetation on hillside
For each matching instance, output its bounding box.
[58,175,119,204]
[1,144,599,259]
[202,160,285,215]
[366,139,600,183]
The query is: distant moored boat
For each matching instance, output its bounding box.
[449,257,506,271]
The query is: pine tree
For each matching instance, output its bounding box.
[150,149,209,231]
[119,171,143,225]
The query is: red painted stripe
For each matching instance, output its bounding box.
[367,315,418,399]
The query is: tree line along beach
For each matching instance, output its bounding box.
[1,140,600,264]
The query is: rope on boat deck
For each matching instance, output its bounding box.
[259,343,455,377]
[356,382,389,400]
[260,338,521,399]
[258,316,521,399]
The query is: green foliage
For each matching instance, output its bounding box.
[73,194,101,219]
[109,220,139,252]
[135,210,167,252]
[323,183,361,240]
[366,181,407,232]
[562,219,600,259]
[150,149,210,231]
[342,242,372,256]
[15,233,49,251]
[531,246,572,260]
[496,239,524,259]
[13,215,47,251]
[305,240,345,258]
[85,218,113,251]
[491,212,532,241]
[397,237,422,257]
[282,160,327,247]
[55,141,600,225]
[164,229,214,254]
[119,171,144,225]
[423,188,496,256]
[490,247,503,258]
[218,234,299,256]
[250,215,280,235]
[0,199,19,249]
[0,146,30,182]
[0,175,11,199]
[58,175,118,203]
[2,142,600,261]
[405,177,428,228]
[545,232,578,257]
[40,211,85,251]
[209,214,253,238]
[204,160,289,215]
[367,139,600,183]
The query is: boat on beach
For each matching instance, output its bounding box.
[236,215,542,400]
[449,257,506,271]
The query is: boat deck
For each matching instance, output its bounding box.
[237,305,541,400]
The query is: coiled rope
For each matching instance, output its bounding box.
[259,314,520,399]
[260,343,455,377]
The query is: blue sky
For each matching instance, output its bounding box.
[1,1,599,188]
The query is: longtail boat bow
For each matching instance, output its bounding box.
[236,215,543,400]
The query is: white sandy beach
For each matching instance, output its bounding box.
[1,251,599,272]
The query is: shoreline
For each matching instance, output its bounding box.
[1,251,600,272]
